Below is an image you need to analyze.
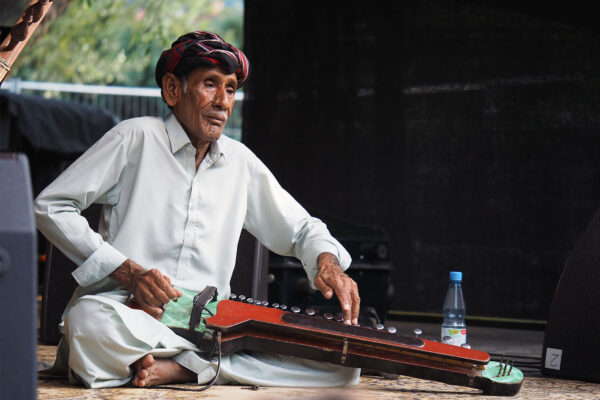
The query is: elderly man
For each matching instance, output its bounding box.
[35,31,361,389]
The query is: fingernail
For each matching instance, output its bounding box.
[352,318,358,325]
[344,320,351,325]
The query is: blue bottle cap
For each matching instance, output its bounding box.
[449,271,462,282]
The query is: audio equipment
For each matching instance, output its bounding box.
[542,206,600,382]
[0,153,37,400]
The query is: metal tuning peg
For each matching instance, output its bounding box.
[375,323,384,330]
[280,305,288,310]
[413,328,422,338]
[324,312,333,320]
[238,294,246,302]
[291,306,301,313]
[496,354,506,377]
[262,301,269,306]
[305,308,316,316]
[230,293,237,300]
[272,303,280,309]
[461,343,471,349]
[387,326,397,334]
[246,297,254,304]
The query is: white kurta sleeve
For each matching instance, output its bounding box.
[34,128,129,287]
[243,158,351,287]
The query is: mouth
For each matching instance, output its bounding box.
[205,113,227,125]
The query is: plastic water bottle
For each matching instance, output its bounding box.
[441,271,467,346]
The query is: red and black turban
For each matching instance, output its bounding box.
[155,31,249,88]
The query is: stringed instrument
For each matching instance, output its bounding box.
[189,299,523,396]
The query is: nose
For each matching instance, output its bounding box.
[212,86,230,109]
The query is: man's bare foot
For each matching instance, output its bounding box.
[131,354,196,387]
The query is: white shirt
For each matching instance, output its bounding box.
[34,114,351,296]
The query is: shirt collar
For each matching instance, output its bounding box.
[164,113,228,164]
[204,137,228,167]
[165,113,190,154]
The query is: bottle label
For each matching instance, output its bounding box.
[441,327,467,346]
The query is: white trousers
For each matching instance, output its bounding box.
[53,292,360,389]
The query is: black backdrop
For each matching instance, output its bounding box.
[242,0,600,321]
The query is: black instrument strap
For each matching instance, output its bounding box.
[189,286,218,331]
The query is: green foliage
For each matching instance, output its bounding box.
[12,0,244,86]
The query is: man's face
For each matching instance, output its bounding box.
[172,67,237,145]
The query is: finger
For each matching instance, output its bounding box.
[350,282,361,325]
[137,285,164,307]
[160,274,182,300]
[161,282,181,301]
[148,283,172,305]
[314,275,334,299]
[331,281,352,325]
[143,305,164,320]
[146,270,174,304]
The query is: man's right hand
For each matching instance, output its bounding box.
[110,259,182,319]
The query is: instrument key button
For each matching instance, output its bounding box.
[324,313,333,320]
[280,305,288,310]
[306,308,316,316]
[238,295,246,301]
[413,328,422,338]
[387,326,397,334]
[291,306,301,313]
[272,303,280,308]
[247,297,254,304]
[375,323,384,330]
[262,301,269,306]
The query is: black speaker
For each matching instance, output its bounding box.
[0,153,37,400]
[542,206,600,382]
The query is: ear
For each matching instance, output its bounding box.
[161,73,182,107]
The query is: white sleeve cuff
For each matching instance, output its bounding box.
[71,242,128,287]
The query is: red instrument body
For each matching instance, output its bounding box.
[203,300,521,396]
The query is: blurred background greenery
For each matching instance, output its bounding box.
[10,0,244,87]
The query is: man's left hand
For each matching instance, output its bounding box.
[314,252,360,325]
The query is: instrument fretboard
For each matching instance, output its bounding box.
[281,312,424,347]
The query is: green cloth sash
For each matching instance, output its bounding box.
[160,287,221,333]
